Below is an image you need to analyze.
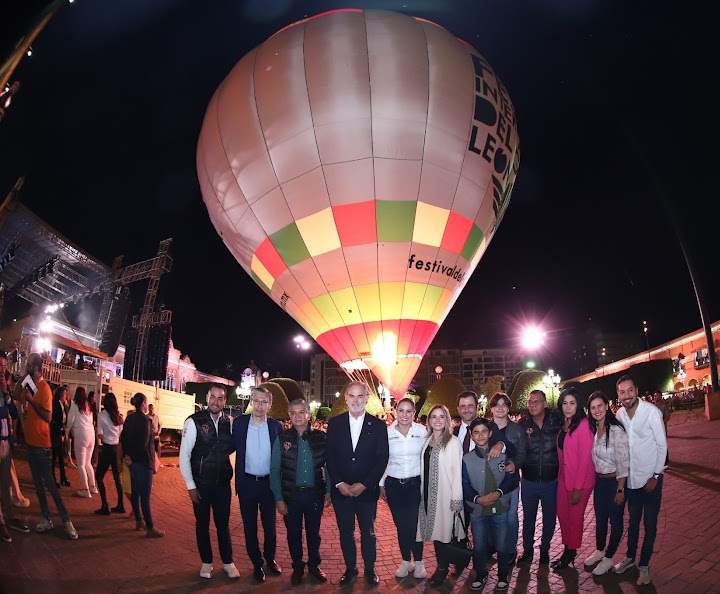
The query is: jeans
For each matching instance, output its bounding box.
[626,474,663,567]
[594,475,625,556]
[27,445,70,523]
[521,479,557,553]
[332,495,377,572]
[385,476,423,562]
[129,462,154,529]
[194,482,232,564]
[506,489,519,554]
[284,489,325,570]
[50,430,67,483]
[471,513,510,578]
[95,443,123,507]
[238,477,277,567]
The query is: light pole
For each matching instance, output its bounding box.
[545,369,561,408]
[293,335,311,387]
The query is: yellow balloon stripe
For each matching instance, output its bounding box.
[413,201,449,247]
[250,254,275,291]
[295,206,342,257]
[304,281,451,331]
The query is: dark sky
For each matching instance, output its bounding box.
[1,0,718,379]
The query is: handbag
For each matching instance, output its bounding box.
[443,514,473,568]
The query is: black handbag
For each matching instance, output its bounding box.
[443,514,473,568]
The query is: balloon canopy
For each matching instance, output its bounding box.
[197,9,520,398]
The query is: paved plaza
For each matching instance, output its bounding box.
[1,409,719,594]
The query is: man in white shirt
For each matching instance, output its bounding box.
[179,384,239,580]
[613,375,667,586]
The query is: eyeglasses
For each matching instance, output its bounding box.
[528,400,545,406]
[251,399,269,406]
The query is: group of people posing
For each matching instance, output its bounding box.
[180,373,667,589]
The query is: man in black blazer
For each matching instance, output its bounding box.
[232,386,283,582]
[326,381,389,586]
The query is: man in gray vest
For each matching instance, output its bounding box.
[180,384,238,580]
[270,399,331,585]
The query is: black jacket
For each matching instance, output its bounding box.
[518,410,561,483]
[278,427,327,502]
[189,410,234,487]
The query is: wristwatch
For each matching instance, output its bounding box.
[616,488,624,494]
[652,473,661,480]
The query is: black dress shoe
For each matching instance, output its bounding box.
[267,560,282,575]
[365,570,380,585]
[339,567,359,585]
[308,566,328,582]
[517,551,534,565]
[539,551,550,565]
[291,569,303,585]
[253,566,266,582]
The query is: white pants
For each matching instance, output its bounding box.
[73,428,96,491]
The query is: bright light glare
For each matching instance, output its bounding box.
[522,327,545,349]
[371,332,398,368]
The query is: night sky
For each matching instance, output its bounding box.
[1,0,718,379]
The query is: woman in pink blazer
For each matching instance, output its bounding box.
[551,388,595,569]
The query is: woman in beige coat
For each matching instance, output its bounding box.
[417,404,465,586]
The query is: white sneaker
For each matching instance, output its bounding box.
[199,563,213,579]
[223,563,240,578]
[35,518,54,532]
[395,560,414,578]
[637,566,651,585]
[89,485,99,494]
[413,561,426,579]
[592,557,614,575]
[64,521,78,540]
[77,489,91,498]
[584,549,605,566]
[614,557,634,574]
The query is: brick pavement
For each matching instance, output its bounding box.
[1,409,719,594]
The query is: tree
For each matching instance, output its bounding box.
[419,377,466,418]
[271,377,304,402]
[509,370,548,410]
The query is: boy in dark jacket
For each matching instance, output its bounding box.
[462,418,514,591]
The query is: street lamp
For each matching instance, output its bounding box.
[294,335,311,386]
[545,369,561,407]
[435,365,443,380]
[522,327,545,350]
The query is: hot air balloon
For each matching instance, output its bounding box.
[197,9,520,398]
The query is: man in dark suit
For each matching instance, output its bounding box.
[232,386,283,582]
[326,381,389,586]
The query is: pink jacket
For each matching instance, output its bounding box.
[557,417,595,491]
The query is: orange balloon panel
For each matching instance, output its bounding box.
[197,9,520,397]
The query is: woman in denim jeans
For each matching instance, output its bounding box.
[120,393,164,538]
[584,391,629,575]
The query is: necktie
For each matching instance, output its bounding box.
[462,426,471,454]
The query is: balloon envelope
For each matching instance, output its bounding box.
[197,9,520,397]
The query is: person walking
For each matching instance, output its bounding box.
[65,387,98,498]
[94,393,125,516]
[551,388,595,570]
[51,385,70,488]
[120,392,164,538]
[584,391,629,575]
[326,381,389,586]
[180,384,239,580]
[18,353,77,539]
[417,404,465,587]
[270,399,331,585]
[613,375,667,585]
[379,397,427,579]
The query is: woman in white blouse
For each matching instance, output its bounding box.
[379,398,427,579]
[584,391,629,575]
[65,387,98,498]
[94,393,125,515]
